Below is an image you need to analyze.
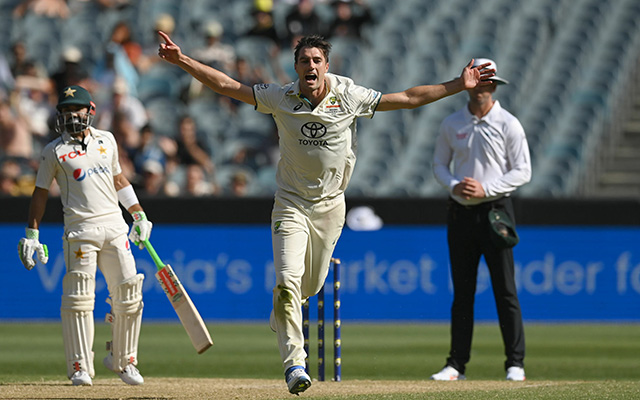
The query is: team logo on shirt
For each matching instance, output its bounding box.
[325,97,342,115]
[300,122,328,147]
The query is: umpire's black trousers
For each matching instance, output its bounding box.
[445,196,525,374]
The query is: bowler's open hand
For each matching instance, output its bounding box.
[158,31,181,64]
[461,59,495,89]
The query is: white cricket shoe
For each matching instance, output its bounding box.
[285,366,311,395]
[269,310,276,332]
[506,366,526,381]
[430,365,466,381]
[103,355,145,385]
[70,370,92,386]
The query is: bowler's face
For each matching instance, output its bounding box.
[295,46,329,92]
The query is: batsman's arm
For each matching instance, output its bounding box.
[158,31,256,106]
[114,173,152,248]
[19,187,49,270]
[27,187,49,230]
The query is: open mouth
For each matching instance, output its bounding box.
[305,73,317,84]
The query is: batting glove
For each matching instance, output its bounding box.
[129,211,153,249]
[18,228,49,270]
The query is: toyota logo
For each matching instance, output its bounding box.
[301,122,327,139]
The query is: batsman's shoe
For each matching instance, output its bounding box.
[70,370,92,386]
[269,310,276,332]
[285,366,311,395]
[103,355,145,385]
[430,365,466,381]
[506,366,526,381]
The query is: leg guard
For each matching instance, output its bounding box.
[61,271,96,379]
[106,274,144,372]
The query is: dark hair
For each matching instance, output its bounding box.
[294,35,332,64]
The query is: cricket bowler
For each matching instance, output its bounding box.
[158,31,495,394]
[18,85,153,386]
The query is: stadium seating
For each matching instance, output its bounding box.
[5,0,640,198]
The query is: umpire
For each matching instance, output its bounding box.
[431,58,531,381]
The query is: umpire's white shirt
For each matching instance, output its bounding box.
[254,73,381,203]
[433,100,531,206]
[35,127,127,230]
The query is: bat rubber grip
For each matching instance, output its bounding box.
[142,239,165,270]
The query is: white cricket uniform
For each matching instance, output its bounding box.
[254,73,381,370]
[433,100,531,206]
[36,127,137,290]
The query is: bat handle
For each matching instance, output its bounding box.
[142,239,165,271]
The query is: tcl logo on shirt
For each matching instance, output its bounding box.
[59,150,86,162]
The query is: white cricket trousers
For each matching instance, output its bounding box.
[63,223,138,294]
[270,192,345,371]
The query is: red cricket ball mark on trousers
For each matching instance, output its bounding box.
[158,268,178,297]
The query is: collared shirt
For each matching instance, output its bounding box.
[433,100,531,206]
[254,73,381,203]
[35,127,126,230]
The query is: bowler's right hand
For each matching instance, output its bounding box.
[18,228,49,270]
[158,31,181,64]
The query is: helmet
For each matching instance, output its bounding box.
[55,85,96,134]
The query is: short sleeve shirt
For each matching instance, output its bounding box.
[254,73,381,202]
[36,127,127,230]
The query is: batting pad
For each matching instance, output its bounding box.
[108,273,144,371]
[61,271,96,378]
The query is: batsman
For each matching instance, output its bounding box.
[17,85,153,386]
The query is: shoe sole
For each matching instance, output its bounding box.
[289,379,311,394]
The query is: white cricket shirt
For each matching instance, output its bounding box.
[35,127,127,230]
[254,73,381,202]
[433,100,531,206]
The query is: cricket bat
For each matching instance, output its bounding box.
[142,239,213,354]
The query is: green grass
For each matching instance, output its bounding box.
[1,322,639,398]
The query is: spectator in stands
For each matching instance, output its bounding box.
[327,0,373,41]
[0,159,21,196]
[192,20,236,74]
[137,13,180,74]
[284,0,326,46]
[50,46,92,95]
[94,23,140,98]
[132,123,176,181]
[13,0,69,18]
[188,20,238,100]
[245,2,281,47]
[12,60,55,151]
[158,31,495,395]
[184,164,217,197]
[139,158,167,196]
[0,98,33,161]
[175,115,215,175]
[430,58,531,382]
[10,41,29,78]
[227,170,250,197]
[110,110,139,182]
[97,77,148,133]
[107,21,143,73]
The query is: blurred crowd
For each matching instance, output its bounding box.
[0,0,374,198]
